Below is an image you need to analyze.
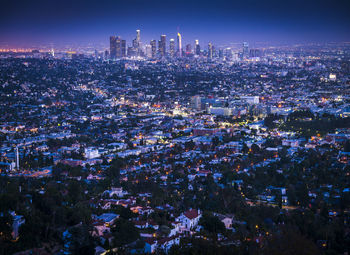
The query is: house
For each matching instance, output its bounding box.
[169,221,182,236]
[92,220,110,237]
[158,236,180,253]
[176,209,202,230]
[144,236,180,254]
[96,213,119,226]
[214,213,234,229]
[103,187,128,198]
[144,238,157,253]
[10,211,25,239]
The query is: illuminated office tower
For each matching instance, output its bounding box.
[219,48,224,59]
[158,35,166,57]
[186,44,191,54]
[121,40,126,57]
[110,36,117,59]
[133,30,140,49]
[136,29,140,44]
[242,42,249,59]
[169,39,175,57]
[116,36,122,58]
[249,49,261,58]
[208,42,213,59]
[132,38,137,49]
[135,29,141,56]
[177,32,182,57]
[195,40,200,56]
[224,48,233,59]
[150,40,157,58]
[145,45,152,58]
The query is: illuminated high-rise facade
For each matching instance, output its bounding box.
[132,29,141,56]
[115,36,122,58]
[145,45,152,58]
[177,33,182,57]
[208,42,213,59]
[110,36,117,59]
[110,36,125,59]
[136,29,140,44]
[195,40,200,56]
[242,42,249,59]
[158,35,166,57]
[169,39,175,57]
[186,44,192,54]
[150,40,157,58]
[121,40,126,57]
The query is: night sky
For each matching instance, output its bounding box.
[1,0,350,47]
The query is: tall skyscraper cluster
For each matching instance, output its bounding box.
[109,36,126,59]
[109,29,259,61]
[109,29,203,59]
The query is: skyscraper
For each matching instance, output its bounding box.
[145,45,152,58]
[169,39,175,57]
[159,35,166,57]
[136,29,140,44]
[150,40,157,58]
[177,33,182,57]
[186,44,192,55]
[195,40,200,56]
[208,42,213,59]
[132,38,138,50]
[110,36,117,59]
[116,36,122,58]
[249,49,261,58]
[121,40,126,57]
[219,49,224,59]
[242,42,249,59]
[136,29,141,56]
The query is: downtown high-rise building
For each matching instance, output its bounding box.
[169,39,175,57]
[208,42,213,59]
[121,40,126,57]
[132,29,141,56]
[150,40,157,58]
[136,29,140,44]
[110,36,117,59]
[115,36,122,58]
[177,32,182,57]
[158,35,166,57]
[242,42,249,59]
[145,44,152,58]
[249,48,262,58]
[195,39,200,56]
[110,35,125,59]
[186,44,192,54]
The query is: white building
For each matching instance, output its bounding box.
[176,209,202,231]
[241,96,259,104]
[84,147,100,159]
[208,106,232,116]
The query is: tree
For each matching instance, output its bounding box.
[64,224,95,255]
[199,212,225,235]
[0,212,13,242]
[112,219,140,247]
[262,225,319,255]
